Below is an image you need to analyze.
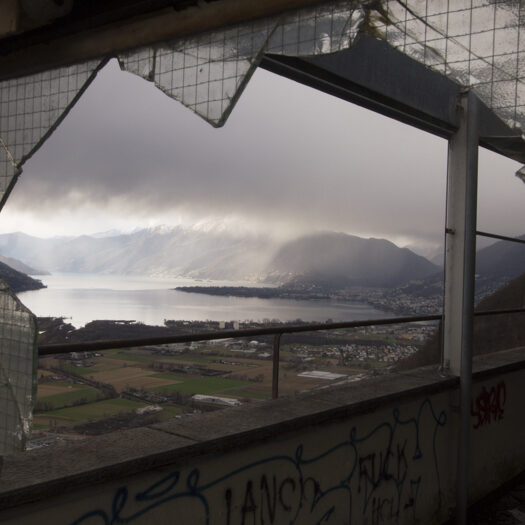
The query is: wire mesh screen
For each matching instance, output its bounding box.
[0,280,37,457]
[1,1,524,175]
[0,59,106,208]
[372,0,525,130]
[118,0,525,132]
[118,1,364,127]
[118,26,269,127]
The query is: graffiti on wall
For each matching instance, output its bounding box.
[70,398,447,525]
[471,380,506,430]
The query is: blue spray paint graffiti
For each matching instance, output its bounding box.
[70,398,446,525]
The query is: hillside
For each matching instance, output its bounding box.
[476,234,525,284]
[0,228,276,281]
[472,272,525,354]
[0,260,45,292]
[395,234,525,302]
[0,229,438,287]
[397,271,525,370]
[0,254,49,275]
[268,232,440,288]
[1,227,521,295]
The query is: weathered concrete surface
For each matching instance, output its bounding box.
[0,348,523,524]
[468,471,525,524]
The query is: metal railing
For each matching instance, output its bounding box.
[37,308,525,399]
[476,231,525,246]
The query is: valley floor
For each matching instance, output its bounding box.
[32,317,435,446]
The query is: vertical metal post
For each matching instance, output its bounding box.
[272,333,281,399]
[442,90,479,525]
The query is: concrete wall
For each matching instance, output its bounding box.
[469,363,525,503]
[0,348,523,525]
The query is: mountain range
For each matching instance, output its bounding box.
[0,227,274,282]
[0,255,48,276]
[475,234,525,282]
[0,228,439,288]
[1,227,522,291]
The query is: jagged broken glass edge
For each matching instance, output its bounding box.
[117,2,364,127]
[0,58,108,213]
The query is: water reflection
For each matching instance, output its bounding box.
[18,273,390,327]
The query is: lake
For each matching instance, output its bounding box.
[17,273,391,328]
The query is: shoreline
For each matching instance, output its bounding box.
[175,285,332,301]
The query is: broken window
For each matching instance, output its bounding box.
[118,1,364,126]
[2,0,525,454]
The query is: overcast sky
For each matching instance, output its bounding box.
[1,58,524,258]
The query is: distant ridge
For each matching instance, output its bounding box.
[268,232,440,288]
[0,228,275,281]
[0,254,49,275]
[476,234,525,282]
[0,229,439,287]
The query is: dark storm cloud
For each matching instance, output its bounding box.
[6,59,523,249]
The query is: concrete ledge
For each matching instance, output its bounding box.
[0,347,523,523]
[471,347,525,377]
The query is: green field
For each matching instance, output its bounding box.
[104,352,153,363]
[225,388,271,400]
[156,406,183,420]
[39,385,102,409]
[44,398,148,421]
[149,375,251,395]
[151,372,196,381]
[60,364,104,376]
[32,423,49,430]
[41,380,74,387]
[158,355,218,364]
